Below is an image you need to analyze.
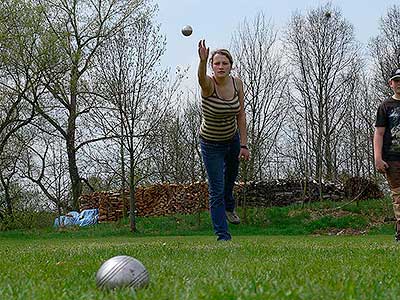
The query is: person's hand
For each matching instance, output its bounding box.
[198,39,209,62]
[375,158,389,173]
[239,147,250,161]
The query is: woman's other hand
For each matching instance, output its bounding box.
[239,147,250,161]
[198,39,209,62]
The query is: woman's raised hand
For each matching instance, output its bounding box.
[198,40,209,62]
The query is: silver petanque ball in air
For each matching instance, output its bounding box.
[96,255,149,290]
[181,25,193,36]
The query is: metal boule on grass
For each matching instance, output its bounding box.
[96,255,149,290]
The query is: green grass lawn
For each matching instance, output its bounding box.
[1,234,400,299]
[1,198,399,299]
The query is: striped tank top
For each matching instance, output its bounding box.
[200,77,241,142]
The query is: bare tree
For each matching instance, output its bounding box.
[92,6,184,231]
[181,92,206,182]
[34,0,145,210]
[231,12,289,181]
[0,0,47,157]
[20,134,70,218]
[284,4,362,195]
[0,0,51,220]
[0,139,22,222]
[338,72,378,179]
[148,90,205,184]
[369,5,400,99]
[149,107,185,183]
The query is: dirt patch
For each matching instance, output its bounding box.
[313,228,368,236]
[288,208,356,220]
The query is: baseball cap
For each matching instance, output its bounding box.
[389,68,400,81]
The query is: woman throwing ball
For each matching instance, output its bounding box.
[197,39,250,241]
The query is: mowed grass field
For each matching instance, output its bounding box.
[1,234,400,300]
[1,199,399,300]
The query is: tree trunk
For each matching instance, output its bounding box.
[67,68,81,210]
[120,108,127,217]
[0,174,13,220]
[129,151,137,232]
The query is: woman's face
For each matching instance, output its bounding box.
[212,53,231,78]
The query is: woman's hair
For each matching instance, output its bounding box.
[209,49,233,66]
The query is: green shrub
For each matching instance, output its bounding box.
[0,211,56,231]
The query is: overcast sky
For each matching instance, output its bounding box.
[155,0,398,88]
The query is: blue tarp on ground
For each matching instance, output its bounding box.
[54,209,99,227]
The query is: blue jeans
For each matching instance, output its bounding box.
[200,133,240,240]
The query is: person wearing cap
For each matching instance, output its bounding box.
[374,67,400,241]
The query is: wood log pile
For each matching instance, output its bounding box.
[235,177,383,207]
[79,177,383,222]
[343,176,384,200]
[79,182,210,222]
[134,182,210,217]
[235,179,344,207]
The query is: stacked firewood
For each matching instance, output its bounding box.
[79,182,211,222]
[235,178,383,207]
[79,177,383,222]
[343,176,384,200]
[235,179,346,207]
[79,191,125,222]
[139,182,211,216]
